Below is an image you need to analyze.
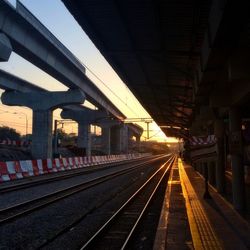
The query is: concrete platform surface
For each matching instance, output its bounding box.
[154,158,250,250]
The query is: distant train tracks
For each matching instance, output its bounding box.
[0,155,168,225]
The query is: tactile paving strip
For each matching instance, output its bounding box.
[178,159,223,250]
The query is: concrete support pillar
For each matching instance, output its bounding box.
[99,120,123,155]
[102,127,111,155]
[78,123,91,156]
[2,89,85,159]
[111,125,122,154]
[214,119,225,193]
[126,123,143,153]
[127,130,133,153]
[135,135,141,152]
[121,125,129,154]
[0,33,12,61]
[229,107,245,212]
[32,110,52,159]
[61,108,107,156]
[127,130,141,153]
[110,125,128,154]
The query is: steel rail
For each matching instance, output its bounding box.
[121,156,176,250]
[0,155,168,225]
[80,155,176,250]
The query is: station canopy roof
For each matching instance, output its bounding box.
[62,0,211,138]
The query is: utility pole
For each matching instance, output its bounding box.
[53,119,58,157]
[145,120,152,139]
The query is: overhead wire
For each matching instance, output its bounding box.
[82,62,140,117]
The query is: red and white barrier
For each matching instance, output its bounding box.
[0,153,151,183]
[188,135,218,162]
[0,139,30,147]
[189,135,217,147]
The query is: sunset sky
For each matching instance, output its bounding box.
[0,0,177,142]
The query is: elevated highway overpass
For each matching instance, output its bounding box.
[0,0,143,159]
[0,69,143,158]
[0,0,125,120]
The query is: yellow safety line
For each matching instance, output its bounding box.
[178,158,223,250]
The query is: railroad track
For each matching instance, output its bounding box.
[79,156,176,250]
[0,155,159,194]
[0,155,168,225]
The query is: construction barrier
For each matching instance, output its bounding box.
[0,139,30,147]
[0,153,151,183]
[187,135,218,163]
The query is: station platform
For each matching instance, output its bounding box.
[154,158,250,250]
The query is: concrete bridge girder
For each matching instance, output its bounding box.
[1,89,85,159]
[61,108,108,124]
[0,33,12,61]
[96,120,121,128]
[0,69,45,92]
[0,1,125,120]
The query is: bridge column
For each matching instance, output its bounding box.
[1,90,85,159]
[32,110,53,159]
[78,123,91,156]
[127,129,141,153]
[127,130,133,153]
[123,125,129,153]
[214,119,225,193]
[229,107,245,212]
[135,135,141,151]
[111,125,121,154]
[98,120,122,155]
[101,127,111,155]
[126,124,143,153]
[61,109,107,156]
[111,124,128,154]
[0,33,12,61]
